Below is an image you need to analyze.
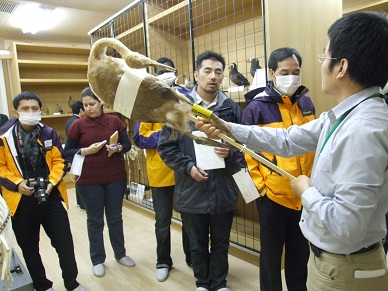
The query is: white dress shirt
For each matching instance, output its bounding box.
[232,87,388,254]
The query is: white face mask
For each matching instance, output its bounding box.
[156,72,177,87]
[275,75,301,96]
[18,111,41,126]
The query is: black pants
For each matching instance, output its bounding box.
[12,191,79,291]
[181,211,234,291]
[256,195,309,291]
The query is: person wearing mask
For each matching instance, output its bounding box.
[0,91,87,291]
[196,11,388,290]
[132,57,191,282]
[64,87,134,278]
[158,51,243,291]
[242,47,315,291]
[65,101,86,210]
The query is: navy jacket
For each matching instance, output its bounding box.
[158,88,243,214]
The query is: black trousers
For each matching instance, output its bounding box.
[256,195,309,291]
[12,191,79,291]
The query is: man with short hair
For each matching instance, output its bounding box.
[196,11,388,290]
[243,47,315,291]
[158,51,243,291]
[0,91,86,291]
[65,101,85,135]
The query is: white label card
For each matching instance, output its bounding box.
[233,169,260,203]
[192,131,225,170]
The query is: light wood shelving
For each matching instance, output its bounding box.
[8,42,91,143]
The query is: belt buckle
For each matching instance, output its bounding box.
[310,243,321,257]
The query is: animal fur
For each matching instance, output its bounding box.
[88,38,234,148]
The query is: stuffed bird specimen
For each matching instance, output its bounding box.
[248,57,261,78]
[229,63,250,87]
[87,38,295,180]
[56,103,63,114]
[183,72,194,90]
[68,96,73,109]
[87,38,234,148]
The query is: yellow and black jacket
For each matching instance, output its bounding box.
[0,117,68,216]
[242,84,315,210]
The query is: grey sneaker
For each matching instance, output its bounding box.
[92,264,105,277]
[156,267,170,282]
[72,284,88,291]
[117,256,135,267]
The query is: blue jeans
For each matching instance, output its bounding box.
[181,211,234,291]
[77,180,126,265]
[152,186,191,268]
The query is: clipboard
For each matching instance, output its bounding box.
[108,130,118,157]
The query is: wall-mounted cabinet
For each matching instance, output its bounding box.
[8,42,90,143]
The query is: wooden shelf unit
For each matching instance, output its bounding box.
[8,42,91,143]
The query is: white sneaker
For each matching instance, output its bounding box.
[156,267,170,282]
[45,288,55,291]
[195,288,209,291]
[117,256,135,267]
[93,263,105,277]
[72,284,88,291]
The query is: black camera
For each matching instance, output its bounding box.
[27,177,49,204]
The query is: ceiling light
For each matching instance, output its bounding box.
[12,3,64,34]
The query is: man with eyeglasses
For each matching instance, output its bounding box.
[195,11,388,290]
[242,47,315,291]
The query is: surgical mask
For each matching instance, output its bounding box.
[156,72,177,87]
[275,75,301,96]
[18,111,41,126]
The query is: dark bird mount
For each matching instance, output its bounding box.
[229,63,250,87]
[68,96,74,109]
[247,57,262,78]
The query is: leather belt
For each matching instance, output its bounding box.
[310,242,379,257]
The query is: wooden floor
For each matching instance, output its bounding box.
[12,188,263,291]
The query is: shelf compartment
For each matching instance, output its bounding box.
[18,60,88,69]
[20,79,88,85]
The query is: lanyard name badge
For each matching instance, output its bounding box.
[320,93,382,154]
[70,149,84,182]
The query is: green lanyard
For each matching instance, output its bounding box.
[319,93,385,153]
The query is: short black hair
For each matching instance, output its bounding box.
[81,87,99,101]
[196,51,225,71]
[327,11,388,88]
[155,57,175,74]
[71,101,84,114]
[13,91,42,110]
[268,47,302,72]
